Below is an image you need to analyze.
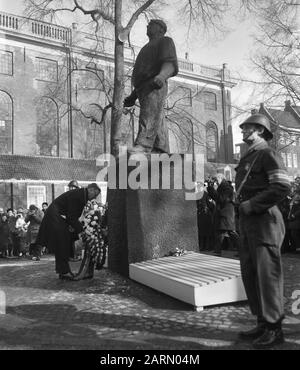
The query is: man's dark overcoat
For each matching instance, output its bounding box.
[208,179,236,231]
[36,188,88,274]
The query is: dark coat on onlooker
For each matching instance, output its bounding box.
[0,216,10,253]
[288,193,300,229]
[208,179,236,231]
[287,193,300,251]
[7,214,16,234]
[196,191,215,236]
[278,195,292,253]
[25,208,44,245]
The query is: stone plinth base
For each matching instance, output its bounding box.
[108,187,199,276]
[107,153,202,276]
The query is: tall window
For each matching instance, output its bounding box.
[203,92,217,110]
[172,86,192,106]
[206,121,218,162]
[36,97,59,156]
[281,152,287,167]
[27,186,46,208]
[293,153,298,168]
[287,153,292,168]
[0,91,13,154]
[0,51,13,75]
[36,57,58,82]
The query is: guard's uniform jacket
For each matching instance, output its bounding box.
[235,141,290,212]
[235,140,290,325]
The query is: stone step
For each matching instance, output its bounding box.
[129,252,247,311]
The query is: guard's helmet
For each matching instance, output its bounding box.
[240,113,273,141]
[68,180,79,189]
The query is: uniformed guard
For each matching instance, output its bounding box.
[235,113,290,349]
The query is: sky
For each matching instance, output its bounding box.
[0,0,263,145]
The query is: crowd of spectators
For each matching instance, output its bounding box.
[196,174,300,255]
[0,204,45,260]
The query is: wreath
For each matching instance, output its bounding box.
[81,200,108,270]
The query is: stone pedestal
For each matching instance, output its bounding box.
[107,153,203,276]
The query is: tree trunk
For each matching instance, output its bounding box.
[111,0,124,157]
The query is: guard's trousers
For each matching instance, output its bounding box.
[239,205,285,324]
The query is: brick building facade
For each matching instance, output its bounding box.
[0,11,236,209]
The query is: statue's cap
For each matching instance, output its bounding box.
[149,19,167,33]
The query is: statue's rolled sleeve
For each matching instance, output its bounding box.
[157,37,178,77]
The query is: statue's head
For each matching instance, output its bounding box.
[147,19,167,38]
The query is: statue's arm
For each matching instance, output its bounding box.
[124,88,138,107]
[153,37,178,89]
[153,62,176,88]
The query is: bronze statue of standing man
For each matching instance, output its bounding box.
[124,19,178,154]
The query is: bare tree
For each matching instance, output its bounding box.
[24,0,259,156]
[250,1,300,104]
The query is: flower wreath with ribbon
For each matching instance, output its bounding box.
[81,200,108,269]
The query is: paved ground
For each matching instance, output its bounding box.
[0,251,299,350]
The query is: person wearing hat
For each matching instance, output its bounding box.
[36,183,101,280]
[124,19,178,154]
[68,180,79,190]
[235,113,290,349]
[25,205,44,261]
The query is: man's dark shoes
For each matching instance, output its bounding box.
[252,328,284,349]
[238,325,266,340]
[59,272,74,281]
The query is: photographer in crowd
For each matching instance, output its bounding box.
[196,180,216,251]
[207,174,239,256]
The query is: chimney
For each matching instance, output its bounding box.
[185,52,189,60]
[72,23,78,30]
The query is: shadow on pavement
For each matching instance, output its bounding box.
[1,303,299,350]
[0,260,194,311]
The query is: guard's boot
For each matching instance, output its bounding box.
[252,327,284,349]
[238,323,266,341]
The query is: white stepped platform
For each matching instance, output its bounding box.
[129,252,247,311]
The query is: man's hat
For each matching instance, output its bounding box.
[87,183,101,192]
[149,19,167,33]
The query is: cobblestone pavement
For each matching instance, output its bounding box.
[0,251,299,350]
